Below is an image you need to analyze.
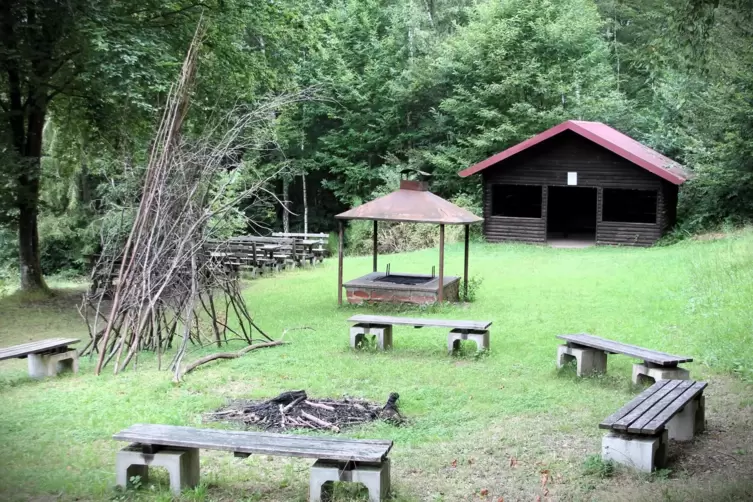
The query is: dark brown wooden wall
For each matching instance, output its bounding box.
[481,131,676,246]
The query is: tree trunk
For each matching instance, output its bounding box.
[302,172,308,234]
[282,176,290,233]
[16,102,49,293]
[18,199,47,292]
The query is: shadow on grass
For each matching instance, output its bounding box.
[555,360,641,394]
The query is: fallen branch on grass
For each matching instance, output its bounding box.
[175,340,285,382]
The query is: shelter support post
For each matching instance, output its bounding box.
[338,221,344,306]
[438,224,445,303]
[373,220,378,273]
[463,224,469,300]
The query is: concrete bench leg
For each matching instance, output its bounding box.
[448,329,489,354]
[350,324,393,350]
[602,430,668,472]
[310,459,390,502]
[632,362,689,385]
[557,345,607,376]
[28,349,79,379]
[115,444,200,495]
[667,395,705,441]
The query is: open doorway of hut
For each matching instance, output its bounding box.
[546,186,597,247]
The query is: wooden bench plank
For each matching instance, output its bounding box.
[608,380,683,431]
[641,381,707,435]
[626,380,695,434]
[0,338,81,361]
[113,424,392,463]
[348,315,491,331]
[557,333,693,366]
[599,380,670,429]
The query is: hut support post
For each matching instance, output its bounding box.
[463,224,469,300]
[372,220,378,272]
[337,221,344,305]
[438,224,445,303]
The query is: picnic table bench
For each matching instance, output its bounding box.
[347,314,492,353]
[0,338,80,379]
[556,333,693,384]
[273,232,330,261]
[599,379,707,472]
[114,424,393,501]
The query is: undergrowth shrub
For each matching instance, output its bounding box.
[583,454,615,478]
[459,275,483,302]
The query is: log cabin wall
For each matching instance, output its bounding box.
[481,131,672,246]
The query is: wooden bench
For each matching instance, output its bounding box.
[0,338,80,379]
[113,424,393,501]
[556,333,693,384]
[347,314,492,353]
[599,379,707,472]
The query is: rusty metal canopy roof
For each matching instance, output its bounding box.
[336,180,483,225]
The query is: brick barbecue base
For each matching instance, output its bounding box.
[345,279,459,305]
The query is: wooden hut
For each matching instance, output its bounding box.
[458,120,691,247]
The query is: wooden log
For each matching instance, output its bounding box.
[176,340,285,381]
[301,411,340,432]
[305,400,335,411]
[283,395,307,413]
[271,390,307,405]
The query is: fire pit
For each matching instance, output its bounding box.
[335,177,482,305]
[344,271,459,305]
[375,274,431,285]
[204,390,402,432]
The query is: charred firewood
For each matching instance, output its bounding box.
[205,392,395,433]
[380,392,403,424]
[270,390,307,406]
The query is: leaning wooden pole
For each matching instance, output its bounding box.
[463,224,470,300]
[337,220,344,305]
[372,220,378,272]
[438,224,445,303]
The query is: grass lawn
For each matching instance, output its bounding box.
[1,232,752,501]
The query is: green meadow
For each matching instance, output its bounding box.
[1,232,752,501]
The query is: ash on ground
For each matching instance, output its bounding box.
[204,390,402,433]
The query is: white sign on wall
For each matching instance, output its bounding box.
[567,172,578,186]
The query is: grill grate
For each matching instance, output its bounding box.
[374,275,432,286]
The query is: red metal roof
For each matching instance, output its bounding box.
[458,120,690,185]
[336,180,483,225]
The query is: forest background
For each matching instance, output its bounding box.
[1,0,752,292]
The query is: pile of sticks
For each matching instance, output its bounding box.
[79,20,313,379]
[205,390,393,433]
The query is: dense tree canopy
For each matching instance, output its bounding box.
[1,0,752,283]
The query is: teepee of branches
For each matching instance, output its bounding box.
[79,22,312,379]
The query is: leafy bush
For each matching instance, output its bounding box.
[459,275,483,302]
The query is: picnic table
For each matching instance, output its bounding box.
[261,244,281,259]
